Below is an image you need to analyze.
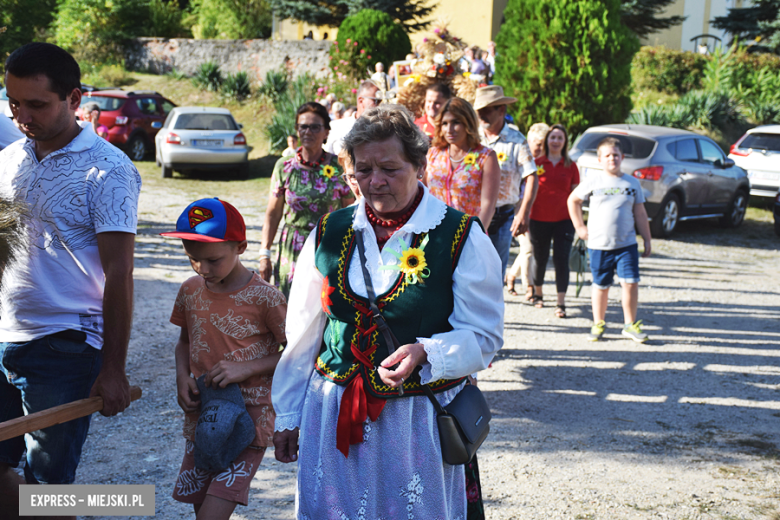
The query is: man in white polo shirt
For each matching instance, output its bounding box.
[476,85,539,279]
[0,43,140,494]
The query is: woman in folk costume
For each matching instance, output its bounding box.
[272,105,503,519]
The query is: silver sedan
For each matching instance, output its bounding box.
[155,106,249,179]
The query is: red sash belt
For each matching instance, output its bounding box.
[336,323,386,457]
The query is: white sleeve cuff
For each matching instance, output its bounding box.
[418,337,446,385]
[274,413,302,432]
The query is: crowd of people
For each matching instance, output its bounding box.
[0,41,652,520]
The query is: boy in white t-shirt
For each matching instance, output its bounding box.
[568,137,652,342]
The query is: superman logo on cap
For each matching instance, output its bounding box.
[188,207,214,228]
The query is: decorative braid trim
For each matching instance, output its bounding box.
[450,214,472,269]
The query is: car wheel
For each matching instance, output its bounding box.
[128,136,147,161]
[161,162,173,179]
[650,193,680,238]
[719,190,748,228]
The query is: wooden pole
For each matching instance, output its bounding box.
[0,386,142,442]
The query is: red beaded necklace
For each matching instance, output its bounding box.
[296,147,327,169]
[366,187,424,246]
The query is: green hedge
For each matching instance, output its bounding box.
[632,46,707,94]
[331,9,411,81]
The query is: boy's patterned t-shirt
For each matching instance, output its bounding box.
[170,273,287,447]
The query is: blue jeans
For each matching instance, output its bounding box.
[589,244,641,289]
[0,334,102,483]
[488,207,514,275]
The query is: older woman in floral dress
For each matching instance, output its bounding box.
[424,97,500,229]
[260,102,354,297]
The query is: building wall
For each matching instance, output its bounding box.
[641,0,751,51]
[409,0,497,50]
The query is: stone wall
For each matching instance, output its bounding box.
[124,38,332,82]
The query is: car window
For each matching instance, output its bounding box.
[698,139,724,165]
[740,132,780,152]
[80,96,124,111]
[159,99,175,114]
[135,98,159,115]
[674,138,699,162]
[574,133,656,159]
[173,114,238,131]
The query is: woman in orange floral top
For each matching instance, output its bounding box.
[424,97,500,228]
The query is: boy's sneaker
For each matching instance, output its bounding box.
[588,321,606,341]
[622,320,648,343]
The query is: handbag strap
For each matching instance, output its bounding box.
[354,229,400,357]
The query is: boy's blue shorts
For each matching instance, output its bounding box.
[589,244,640,289]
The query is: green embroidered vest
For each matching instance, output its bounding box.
[313,204,479,398]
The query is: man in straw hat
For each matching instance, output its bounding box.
[476,85,539,280]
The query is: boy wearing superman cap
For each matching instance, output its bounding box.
[162,198,287,519]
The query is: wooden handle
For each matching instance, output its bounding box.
[0,386,142,442]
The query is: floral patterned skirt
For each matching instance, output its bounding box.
[274,224,311,298]
[295,373,467,520]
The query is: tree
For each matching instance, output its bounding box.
[760,11,780,53]
[190,0,272,39]
[54,0,189,64]
[620,0,685,39]
[712,0,780,52]
[332,9,411,78]
[494,0,640,137]
[270,0,434,32]
[0,0,58,68]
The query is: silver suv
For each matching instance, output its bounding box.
[570,125,750,238]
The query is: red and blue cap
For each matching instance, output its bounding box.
[161,198,246,243]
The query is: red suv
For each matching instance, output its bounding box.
[78,90,176,161]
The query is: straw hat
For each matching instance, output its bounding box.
[473,85,517,111]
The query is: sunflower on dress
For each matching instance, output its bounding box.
[381,236,431,285]
[321,164,337,179]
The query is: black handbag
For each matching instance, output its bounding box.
[354,229,491,465]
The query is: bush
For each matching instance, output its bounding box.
[81,64,136,88]
[632,46,707,94]
[264,73,316,152]
[332,9,411,80]
[627,90,745,130]
[495,0,639,136]
[222,71,252,101]
[190,0,272,39]
[192,61,224,92]
[55,0,188,64]
[257,69,290,102]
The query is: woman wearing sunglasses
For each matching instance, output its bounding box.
[260,102,355,297]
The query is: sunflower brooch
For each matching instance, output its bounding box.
[380,235,431,285]
[463,153,478,166]
[321,164,337,179]
[496,151,507,165]
[536,164,545,177]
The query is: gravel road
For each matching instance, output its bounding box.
[73,178,780,520]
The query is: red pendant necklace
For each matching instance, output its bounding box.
[296,147,326,169]
[366,187,424,247]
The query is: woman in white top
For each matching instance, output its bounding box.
[272,105,504,519]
